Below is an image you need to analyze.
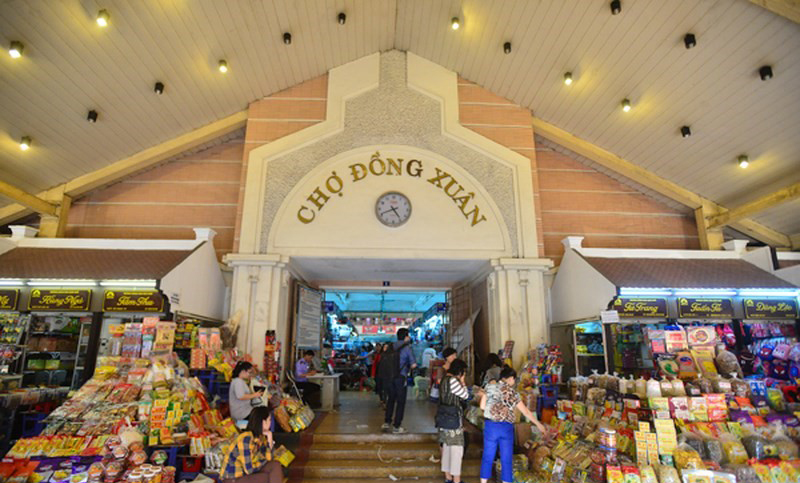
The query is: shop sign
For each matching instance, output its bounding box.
[611,297,668,317]
[743,298,799,319]
[677,298,734,318]
[103,290,164,312]
[360,325,379,334]
[0,289,20,311]
[28,289,91,311]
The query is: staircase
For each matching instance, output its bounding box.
[294,431,483,482]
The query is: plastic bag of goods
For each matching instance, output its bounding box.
[719,433,748,465]
[772,425,800,460]
[678,433,707,459]
[673,443,705,470]
[655,464,680,483]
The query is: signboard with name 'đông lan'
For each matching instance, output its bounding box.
[0,289,20,311]
[677,298,734,318]
[611,297,668,318]
[28,289,92,311]
[103,290,165,312]
[743,298,799,319]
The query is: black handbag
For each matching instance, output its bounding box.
[434,375,462,430]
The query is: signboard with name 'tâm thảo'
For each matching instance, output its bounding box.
[103,290,165,312]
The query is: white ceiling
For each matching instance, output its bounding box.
[1,0,798,236]
[325,290,447,313]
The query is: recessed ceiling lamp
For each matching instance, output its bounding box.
[737,154,749,169]
[680,125,691,138]
[563,72,573,85]
[154,81,164,95]
[338,12,346,25]
[283,32,292,44]
[759,65,773,81]
[96,9,110,27]
[621,98,631,112]
[503,42,511,54]
[218,60,228,73]
[684,33,696,49]
[8,40,23,59]
[87,110,98,123]
[451,17,460,30]
[19,136,31,151]
[610,0,621,15]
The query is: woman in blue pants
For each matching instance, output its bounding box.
[479,367,545,483]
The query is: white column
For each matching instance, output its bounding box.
[486,258,552,367]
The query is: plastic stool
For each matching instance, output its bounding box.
[21,412,47,437]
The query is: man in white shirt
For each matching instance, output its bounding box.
[421,345,438,375]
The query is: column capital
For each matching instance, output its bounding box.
[224,253,289,268]
[491,257,553,273]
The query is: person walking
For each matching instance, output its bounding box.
[382,328,416,434]
[371,342,385,405]
[480,353,504,386]
[479,367,545,483]
[219,406,283,483]
[435,359,472,483]
[229,362,264,423]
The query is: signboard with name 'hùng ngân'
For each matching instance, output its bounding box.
[28,289,92,311]
[103,290,165,312]
[677,298,735,318]
[611,297,668,318]
[743,298,799,319]
[0,289,20,311]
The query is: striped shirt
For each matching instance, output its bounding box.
[448,376,469,400]
[219,431,271,480]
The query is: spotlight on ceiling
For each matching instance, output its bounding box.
[621,98,631,112]
[338,12,346,25]
[738,154,749,169]
[283,32,292,45]
[20,136,31,151]
[610,0,621,15]
[451,17,460,30]
[503,42,511,54]
[87,110,98,123]
[684,33,696,49]
[563,72,573,85]
[680,125,691,138]
[218,60,228,73]
[154,82,164,95]
[9,41,23,59]
[759,65,773,81]
[96,9,110,27]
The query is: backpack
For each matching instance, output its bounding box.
[378,341,410,380]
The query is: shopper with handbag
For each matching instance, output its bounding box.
[230,362,264,423]
[435,359,471,483]
[479,366,545,483]
[219,406,283,483]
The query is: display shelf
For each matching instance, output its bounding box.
[577,353,605,357]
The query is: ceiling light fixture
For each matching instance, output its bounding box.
[87,110,98,123]
[737,154,749,169]
[563,72,573,85]
[684,33,696,49]
[451,17,460,30]
[96,9,110,27]
[759,65,773,81]
[680,125,691,138]
[621,98,631,112]
[338,12,346,25]
[283,32,292,44]
[503,42,511,54]
[19,136,31,151]
[218,60,228,73]
[610,0,622,15]
[154,81,164,95]
[9,41,23,59]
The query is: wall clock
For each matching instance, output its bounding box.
[375,191,412,227]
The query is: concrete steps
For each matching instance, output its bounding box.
[307,441,482,460]
[300,458,482,478]
[311,432,439,443]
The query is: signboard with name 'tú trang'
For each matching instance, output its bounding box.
[103,290,165,312]
[0,289,20,311]
[28,289,92,311]
[611,297,668,318]
[743,298,799,319]
[677,298,734,318]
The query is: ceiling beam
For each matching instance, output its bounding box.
[0,180,58,216]
[749,0,800,24]
[532,117,792,248]
[708,182,800,228]
[0,110,248,225]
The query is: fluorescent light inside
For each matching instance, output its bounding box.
[738,290,800,297]
[27,280,98,287]
[674,290,737,297]
[619,288,672,296]
[99,280,157,288]
[0,280,24,286]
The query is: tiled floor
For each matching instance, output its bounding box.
[315,390,438,434]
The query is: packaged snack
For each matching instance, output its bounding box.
[607,465,624,483]
[639,466,657,483]
[705,394,728,422]
[693,378,713,395]
[674,443,705,470]
[721,464,760,483]
[730,377,751,398]
[111,445,128,460]
[703,437,725,464]
[677,352,699,379]
[719,434,748,464]
[679,469,714,483]
[679,433,707,458]
[742,434,768,460]
[767,387,786,412]
[150,450,168,466]
[671,397,691,420]
[688,327,717,347]
[656,464,680,483]
[751,464,772,483]
[690,397,709,422]
[87,463,103,481]
[715,346,743,378]
[129,450,147,466]
[710,471,736,483]
[692,348,718,378]
[622,466,641,483]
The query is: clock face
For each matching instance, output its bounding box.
[375,192,412,227]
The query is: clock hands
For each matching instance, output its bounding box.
[380,206,403,219]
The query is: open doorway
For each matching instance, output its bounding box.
[322,289,448,391]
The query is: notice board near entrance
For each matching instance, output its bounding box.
[295,285,323,350]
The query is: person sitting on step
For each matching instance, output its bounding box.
[219,406,283,483]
